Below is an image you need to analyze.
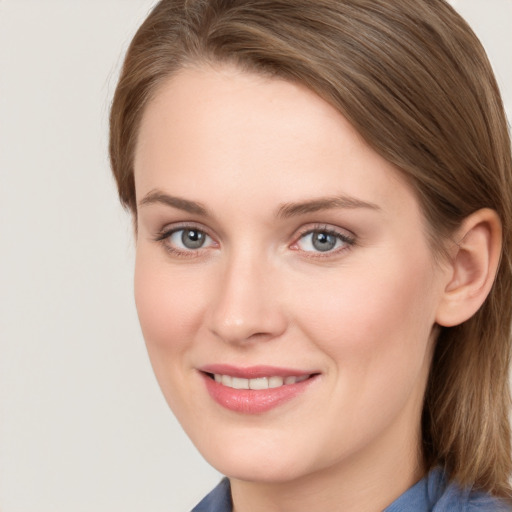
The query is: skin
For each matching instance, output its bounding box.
[133,65,456,512]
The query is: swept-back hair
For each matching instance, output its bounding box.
[109,0,512,497]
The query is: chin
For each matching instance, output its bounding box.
[190,427,323,484]
[211,454,309,484]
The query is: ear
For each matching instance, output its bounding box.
[435,208,502,327]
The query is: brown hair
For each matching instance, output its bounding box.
[109,0,512,497]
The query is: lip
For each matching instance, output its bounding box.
[199,364,319,414]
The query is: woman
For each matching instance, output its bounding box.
[109,0,512,510]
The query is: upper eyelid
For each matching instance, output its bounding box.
[155,222,215,240]
[293,223,355,240]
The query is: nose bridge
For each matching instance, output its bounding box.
[208,244,286,344]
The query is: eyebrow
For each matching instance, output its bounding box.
[138,190,209,216]
[138,190,380,218]
[276,195,381,218]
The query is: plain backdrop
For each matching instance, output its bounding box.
[0,1,510,511]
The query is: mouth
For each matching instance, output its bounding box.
[205,372,312,390]
[199,365,320,414]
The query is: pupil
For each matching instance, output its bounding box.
[312,232,336,252]
[182,229,205,249]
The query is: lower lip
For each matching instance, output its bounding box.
[201,373,317,414]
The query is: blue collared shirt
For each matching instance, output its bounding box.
[191,468,511,511]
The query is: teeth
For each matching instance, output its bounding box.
[249,377,268,390]
[232,377,249,390]
[213,374,309,389]
[268,376,284,388]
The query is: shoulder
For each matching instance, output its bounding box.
[386,468,511,512]
[438,484,511,511]
[191,478,232,512]
[429,468,511,512]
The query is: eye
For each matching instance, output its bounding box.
[156,226,216,254]
[171,228,210,250]
[294,228,354,254]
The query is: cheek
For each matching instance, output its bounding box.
[133,249,217,421]
[133,250,207,367]
[283,252,440,456]
[289,249,439,375]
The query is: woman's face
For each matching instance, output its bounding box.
[133,66,449,483]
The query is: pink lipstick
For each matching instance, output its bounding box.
[199,364,318,414]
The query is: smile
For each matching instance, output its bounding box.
[211,374,311,390]
[200,366,319,414]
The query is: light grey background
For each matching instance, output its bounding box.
[0,1,510,511]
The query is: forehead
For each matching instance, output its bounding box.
[135,65,357,173]
[134,65,419,223]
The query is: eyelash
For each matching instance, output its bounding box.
[154,223,217,258]
[154,223,356,258]
[290,225,356,258]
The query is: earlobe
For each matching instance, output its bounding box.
[435,208,502,327]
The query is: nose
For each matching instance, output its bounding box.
[207,250,287,345]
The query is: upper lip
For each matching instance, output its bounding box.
[199,364,317,379]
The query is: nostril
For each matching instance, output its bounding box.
[248,332,275,341]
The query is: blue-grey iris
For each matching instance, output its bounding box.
[312,232,337,252]
[182,229,206,249]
